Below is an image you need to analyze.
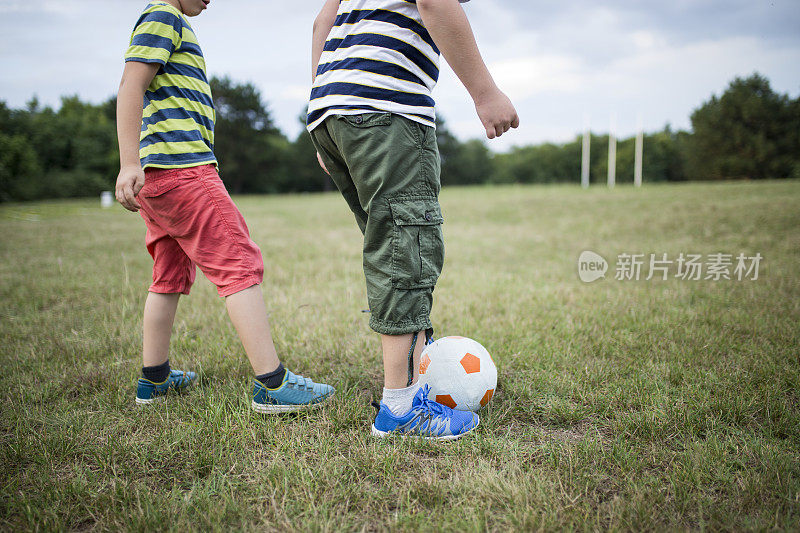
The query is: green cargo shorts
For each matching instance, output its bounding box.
[310,113,443,335]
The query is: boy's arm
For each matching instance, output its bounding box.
[115,61,159,212]
[311,0,339,83]
[311,0,340,175]
[418,0,519,139]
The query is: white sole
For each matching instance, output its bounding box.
[251,397,332,414]
[370,423,477,441]
[135,396,163,405]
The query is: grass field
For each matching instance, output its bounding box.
[1,180,799,531]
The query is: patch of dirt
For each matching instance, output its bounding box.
[539,420,610,443]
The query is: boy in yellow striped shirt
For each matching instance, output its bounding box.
[116,0,335,411]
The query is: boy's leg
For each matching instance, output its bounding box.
[140,193,196,371]
[313,115,451,419]
[219,270,335,412]
[142,292,180,367]
[148,165,334,411]
[312,121,427,392]
[135,201,198,403]
[319,115,443,334]
[379,330,429,417]
[139,165,274,376]
[224,284,281,376]
[164,169,280,377]
[381,330,427,389]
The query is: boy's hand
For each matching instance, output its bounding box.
[416,0,520,139]
[475,89,520,139]
[115,165,145,212]
[316,152,330,175]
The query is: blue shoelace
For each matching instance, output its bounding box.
[416,385,448,418]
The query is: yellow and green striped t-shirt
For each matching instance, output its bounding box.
[125,2,216,169]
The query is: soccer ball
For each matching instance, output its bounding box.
[418,336,497,412]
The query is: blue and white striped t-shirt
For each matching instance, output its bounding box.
[307,0,443,131]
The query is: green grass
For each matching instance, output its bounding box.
[1,180,799,531]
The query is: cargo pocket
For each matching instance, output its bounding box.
[389,196,444,289]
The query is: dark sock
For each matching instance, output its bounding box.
[256,363,286,389]
[142,360,170,383]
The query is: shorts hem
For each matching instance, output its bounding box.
[149,284,192,296]
[218,276,262,298]
[369,314,432,336]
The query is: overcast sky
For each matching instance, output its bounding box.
[1,0,798,150]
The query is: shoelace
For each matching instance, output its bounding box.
[416,385,448,418]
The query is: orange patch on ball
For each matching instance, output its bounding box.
[419,353,431,375]
[480,389,495,407]
[436,394,457,409]
[460,352,481,374]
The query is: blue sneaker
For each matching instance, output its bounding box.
[371,385,480,441]
[135,369,197,405]
[251,370,335,413]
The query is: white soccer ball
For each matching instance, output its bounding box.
[418,336,497,412]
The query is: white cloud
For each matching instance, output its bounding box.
[631,30,663,50]
[489,55,584,100]
[280,85,312,102]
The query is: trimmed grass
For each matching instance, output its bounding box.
[1,180,799,531]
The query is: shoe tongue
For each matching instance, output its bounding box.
[411,386,428,407]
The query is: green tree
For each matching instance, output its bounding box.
[436,116,493,186]
[493,139,581,184]
[435,116,462,185]
[210,76,289,194]
[0,96,118,201]
[794,96,800,179]
[643,127,690,182]
[285,112,334,193]
[454,139,493,185]
[492,130,692,185]
[0,132,43,201]
[688,73,800,180]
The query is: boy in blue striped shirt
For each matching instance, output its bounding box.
[309,0,519,439]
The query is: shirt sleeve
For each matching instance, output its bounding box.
[124,7,183,65]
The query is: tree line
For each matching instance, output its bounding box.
[1,73,798,202]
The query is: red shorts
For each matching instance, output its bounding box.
[138,164,264,297]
